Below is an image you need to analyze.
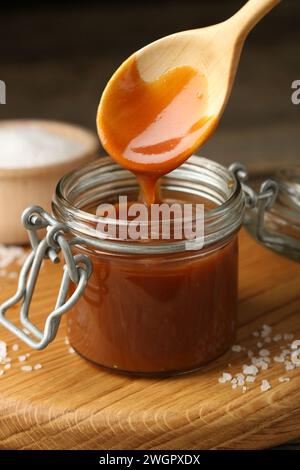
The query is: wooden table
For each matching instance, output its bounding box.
[0,230,300,450]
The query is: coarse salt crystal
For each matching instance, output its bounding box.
[279,377,290,383]
[282,349,291,356]
[274,355,285,363]
[21,365,32,372]
[64,337,70,345]
[232,383,238,390]
[0,370,4,376]
[243,365,259,376]
[257,342,263,348]
[264,337,271,344]
[18,355,27,362]
[12,344,19,352]
[246,375,256,383]
[273,334,282,342]
[231,345,242,352]
[223,372,232,382]
[261,325,272,338]
[285,362,296,371]
[242,386,247,393]
[252,331,259,337]
[236,373,245,380]
[34,364,42,370]
[68,347,75,354]
[259,349,270,357]
[4,363,11,370]
[236,373,245,386]
[261,379,271,392]
[291,340,300,350]
[252,357,269,370]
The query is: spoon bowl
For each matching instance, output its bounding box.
[97,0,280,203]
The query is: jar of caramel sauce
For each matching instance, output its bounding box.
[52,155,245,376]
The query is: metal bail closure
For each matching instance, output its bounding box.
[0,205,93,350]
[229,162,283,247]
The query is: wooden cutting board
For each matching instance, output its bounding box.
[0,229,300,450]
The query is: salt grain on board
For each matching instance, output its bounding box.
[12,344,19,352]
[242,365,259,376]
[274,355,285,363]
[18,355,27,362]
[259,349,270,357]
[291,340,300,350]
[261,380,271,392]
[218,372,232,383]
[261,325,272,338]
[279,377,290,383]
[21,365,33,372]
[246,375,256,383]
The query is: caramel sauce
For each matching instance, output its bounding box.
[97,56,217,204]
[69,236,238,374]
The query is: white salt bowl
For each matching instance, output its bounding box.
[0,120,99,245]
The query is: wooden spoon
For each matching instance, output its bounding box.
[97,0,281,203]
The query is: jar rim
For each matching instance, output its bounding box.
[52,155,245,255]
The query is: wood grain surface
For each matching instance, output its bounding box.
[0,230,300,450]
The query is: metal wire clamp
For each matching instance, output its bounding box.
[229,163,281,245]
[0,206,92,350]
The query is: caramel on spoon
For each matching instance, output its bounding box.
[97,0,280,204]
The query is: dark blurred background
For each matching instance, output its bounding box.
[0,0,299,172]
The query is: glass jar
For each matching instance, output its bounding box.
[52,155,245,376]
[244,165,300,262]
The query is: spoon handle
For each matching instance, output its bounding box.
[229,0,281,41]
